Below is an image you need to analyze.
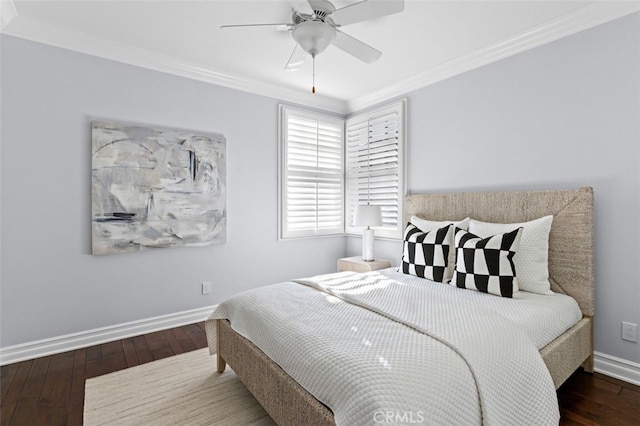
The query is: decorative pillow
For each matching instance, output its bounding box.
[409,216,470,280]
[401,223,453,282]
[451,227,523,298]
[468,215,553,295]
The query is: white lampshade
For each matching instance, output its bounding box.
[292,21,336,56]
[354,204,382,227]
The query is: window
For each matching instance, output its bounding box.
[345,100,406,239]
[279,100,405,240]
[279,105,344,239]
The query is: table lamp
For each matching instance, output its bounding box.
[354,204,382,261]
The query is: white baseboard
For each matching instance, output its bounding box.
[594,351,640,386]
[0,305,217,366]
[3,312,639,388]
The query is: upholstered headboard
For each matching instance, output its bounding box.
[405,187,594,316]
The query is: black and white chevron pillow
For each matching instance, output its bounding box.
[401,223,453,282]
[450,227,523,298]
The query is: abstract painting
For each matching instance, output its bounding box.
[91,121,226,255]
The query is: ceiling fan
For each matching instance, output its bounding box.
[221,0,405,93]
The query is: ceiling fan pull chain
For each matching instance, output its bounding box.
[312,54,316,94]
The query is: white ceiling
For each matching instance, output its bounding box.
[2,1,639,113]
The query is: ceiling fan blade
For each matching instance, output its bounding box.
[285,45,307,72]
[333,30,382,64]
[331,0,405,27]
[288,0,314,15]
[0,0,18,29]
[221,23,293,31]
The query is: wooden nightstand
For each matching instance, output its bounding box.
[337,256,392,273]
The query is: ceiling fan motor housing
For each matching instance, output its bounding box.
[293,9,331,25]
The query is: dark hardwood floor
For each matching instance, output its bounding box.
[1,322,208,425]
[1,322,639,425]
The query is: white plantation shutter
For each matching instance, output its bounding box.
[280,106,344,238]
[346,100,405,239]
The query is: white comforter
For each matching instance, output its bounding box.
[207,271,560,425]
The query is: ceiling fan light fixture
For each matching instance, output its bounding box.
[292,21,336,56]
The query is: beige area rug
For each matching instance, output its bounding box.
[84,348,275,425]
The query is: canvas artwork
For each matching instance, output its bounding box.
[91,121,226,255]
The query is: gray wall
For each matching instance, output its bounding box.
[2,11,639,366]
[0,35,345,347]
[348,12,640,364]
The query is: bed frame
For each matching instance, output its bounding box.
[208,187,594,426]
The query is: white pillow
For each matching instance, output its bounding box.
[410,216,470,233]
[468,215,553,295]
[409,216,470,281]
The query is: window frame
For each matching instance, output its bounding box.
[345,99,407,240]
[278,104,345,240]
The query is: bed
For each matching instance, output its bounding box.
[205,187,594,425]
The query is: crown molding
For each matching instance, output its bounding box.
[2,2,638,115]
[346,1,640,112]
[1,14,349,114]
